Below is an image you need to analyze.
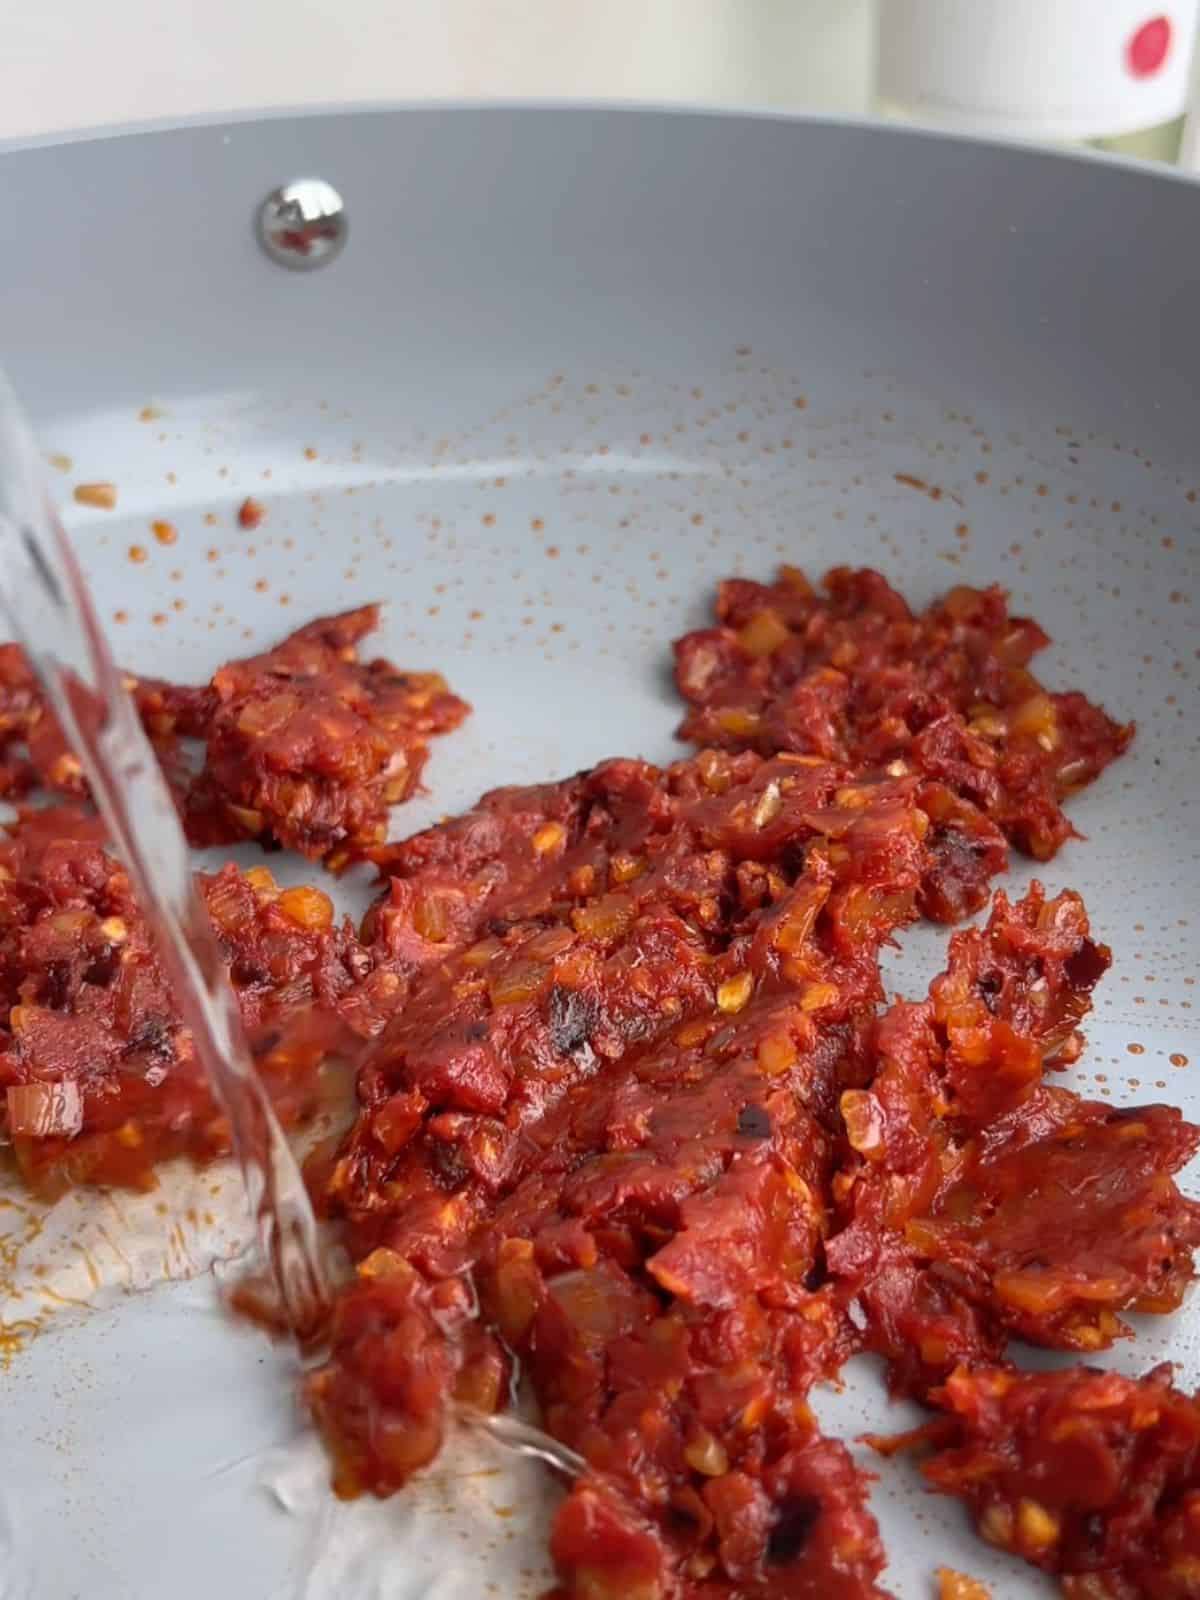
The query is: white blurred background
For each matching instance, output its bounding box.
[0,0,873,140]
[2,0,1197,162]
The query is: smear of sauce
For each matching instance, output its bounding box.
[895,473,937,498]
[74,482,118,510]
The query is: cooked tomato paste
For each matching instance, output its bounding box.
[182,606,468,867]
[828,887,1200,1400]
[0,810,369,1194]
[0,642,206,801]
[0,606,469,869]
[0,569,1184,1600]
[673,568,1132,921]
[921,1363,1200,1598]
[306,750,931,1594]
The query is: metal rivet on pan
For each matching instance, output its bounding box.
[256,179,347,271]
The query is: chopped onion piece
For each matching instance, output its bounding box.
[6,1080,83,1139]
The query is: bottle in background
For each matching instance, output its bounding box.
[877,1,1199,161]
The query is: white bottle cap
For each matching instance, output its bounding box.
[879,1,1199,140]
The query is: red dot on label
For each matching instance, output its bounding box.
[1127,15,1172,77]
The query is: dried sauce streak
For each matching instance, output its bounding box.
[828,886,1200,1399]
[178,606,469,867]
[0,811,371,1194]
[307,749,931,1595]
[919,1363,1200,1598]
[672,568,1133,920]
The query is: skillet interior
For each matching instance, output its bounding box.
[0,106,1196,1598]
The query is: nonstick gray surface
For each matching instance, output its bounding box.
[0,107,1196,1598]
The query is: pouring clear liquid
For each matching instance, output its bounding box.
[0,371,581,1478]
[0,370,329,1337]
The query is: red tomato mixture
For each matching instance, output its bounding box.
[0,809,369,1194]
[0,605,469,869]
[0,570,1194,1600]
[0,643,205,801]
[308,752,930,1593]
[181,605,468,868]
[919,1363,1200,1598]
[673,568,1132,922]
[827,887,1200,1399]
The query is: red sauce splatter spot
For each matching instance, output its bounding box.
[1127,15,1171,77]
[74,481,117,510]
[152,520,177,546]
[113,609,128,624]
[304,446,318,461]
[128,544,148,564]
[1127,1042,1145,1055]
[1171,1053,1189,1067]
[238,497,265,530]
